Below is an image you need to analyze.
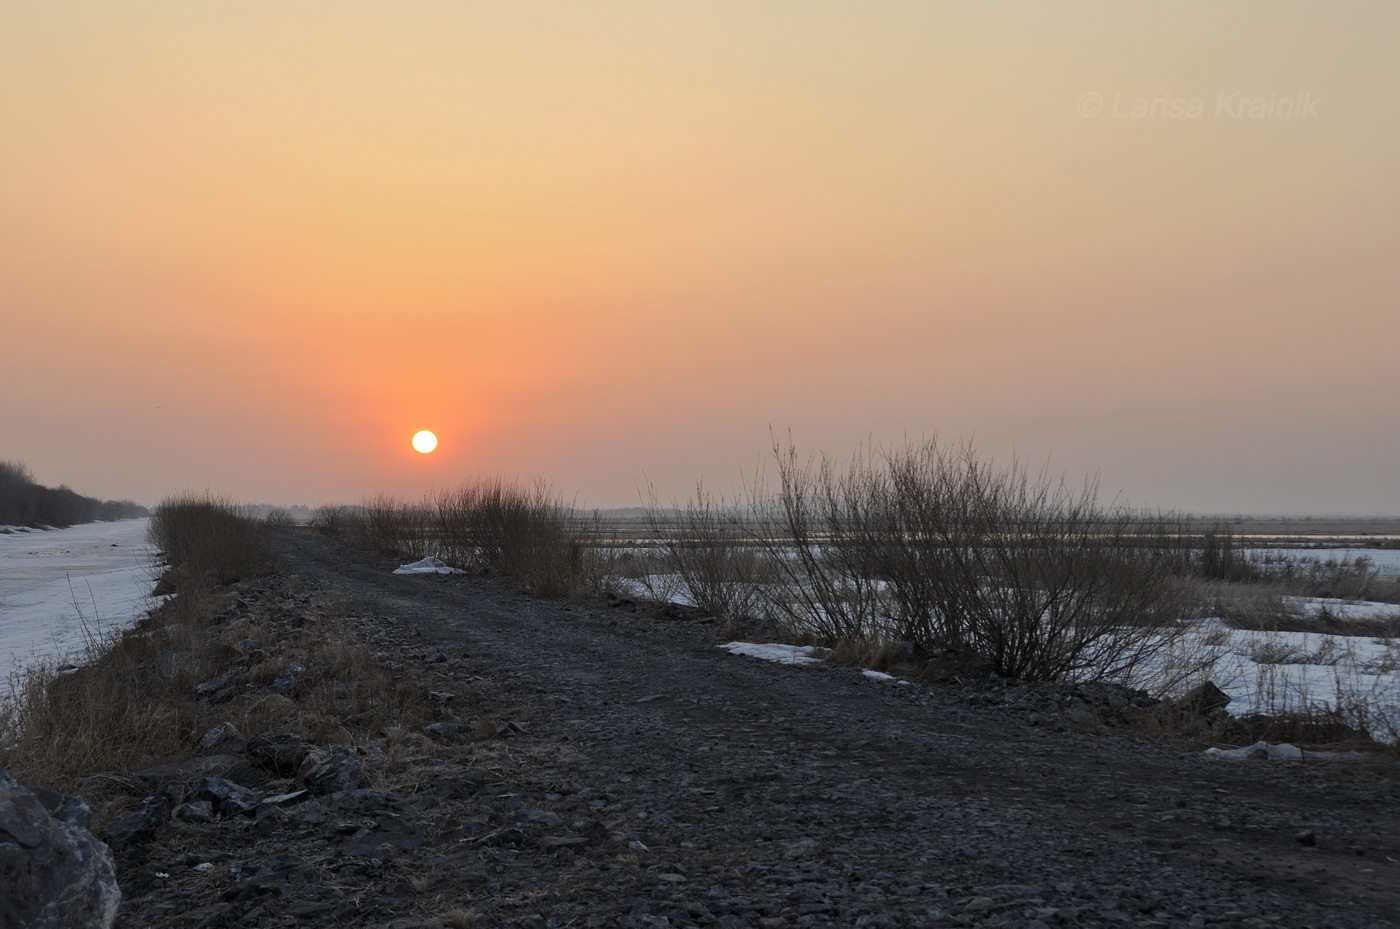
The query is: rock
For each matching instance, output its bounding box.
[192,777,261,817]
[302,753,363,793]
[0,771,121,928]
[195,670,235,695]
[27,786,94,830]
[172,800,216,823]
[540,835,592,854]
[196,722,246,754]
[1177,682,1231,716]
[422,722,470,742]
[225,765,271,789]
[247,733,315,775]
[256,790,311,816]
[133,754,244,787]
[105,794,171,848]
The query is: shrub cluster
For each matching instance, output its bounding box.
[320,479,596,599]
[645,440,1201,684]
[148,493,275,586]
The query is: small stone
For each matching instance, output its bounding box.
[196,722,245,753]
[105,795,171,848]
[192,777,260,817]
[172,801,215,824]
[303,754,363,793]
[247,733,315,775]
[1295,829,1317,846]
[195,671,234,695]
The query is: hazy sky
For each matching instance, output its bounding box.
[4,2,1397,514]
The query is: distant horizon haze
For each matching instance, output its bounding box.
[3,3,1397,515]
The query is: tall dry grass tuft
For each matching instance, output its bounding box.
[434,478,595,598]
[148,493,274,585]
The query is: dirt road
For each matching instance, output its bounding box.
[242,530,1400,928]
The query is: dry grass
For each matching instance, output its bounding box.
[0,497,453,810]
[0,580,437,799]
[148,492,274,585]
[318,479,603,599]
[644,483,772,633]
[434,478,598,599]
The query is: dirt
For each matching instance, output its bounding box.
[110,529,1400,928]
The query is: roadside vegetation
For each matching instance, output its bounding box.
[318,478,600,599]
[619,440,1400,747]
[5,451,1395,804]
[0,496,439,807]
[302,440,1398,747]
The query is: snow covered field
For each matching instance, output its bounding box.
[1249,547,1400,575]
[0,519,157,689]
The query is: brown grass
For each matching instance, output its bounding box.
[0,497,447,812]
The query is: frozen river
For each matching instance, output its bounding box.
[0,518,156,687]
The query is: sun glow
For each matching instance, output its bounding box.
[411,430,438,454]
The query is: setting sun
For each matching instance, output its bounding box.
[411,431,438,454]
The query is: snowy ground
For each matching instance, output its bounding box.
[1154,620,1400,738]
[0,518,157,690]
[625,566,1400,739]
[1249,547,1400,575]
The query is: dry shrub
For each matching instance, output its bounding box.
[311,504,356,535]
[351,494,432,559]
[645,483,770,631]
[434,478,596,598]
[148,493,274,585]
[754,438,1197,683]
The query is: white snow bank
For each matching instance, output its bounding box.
[721,642,829,665]
[1203,741,1365,762]
[721,642,912,685]
[393,556,462,575]
[862,669,912,686]
[0,519,157,687]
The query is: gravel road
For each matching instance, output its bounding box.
[115,530,1400,928]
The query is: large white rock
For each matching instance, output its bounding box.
[0,771,121,928]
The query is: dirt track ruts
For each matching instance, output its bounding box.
[271,530,1398,928]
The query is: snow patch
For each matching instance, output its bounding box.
[1202,741,1365,762]
[393,556,462,575]
[721,642,828,665]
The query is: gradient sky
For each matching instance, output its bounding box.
[3,2,1397,514]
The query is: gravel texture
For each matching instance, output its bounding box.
[109,530,1400,928]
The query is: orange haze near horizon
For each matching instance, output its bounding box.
[3,3,1398,514]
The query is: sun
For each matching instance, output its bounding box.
[411,430,438,454]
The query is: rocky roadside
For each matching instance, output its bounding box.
[31,529,1400,927]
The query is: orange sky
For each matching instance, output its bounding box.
[3,2,1398,513]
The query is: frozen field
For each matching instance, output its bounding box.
[0,518,156,687]
[1249,547,1400,575]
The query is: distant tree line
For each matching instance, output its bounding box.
[0,460,148,528]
